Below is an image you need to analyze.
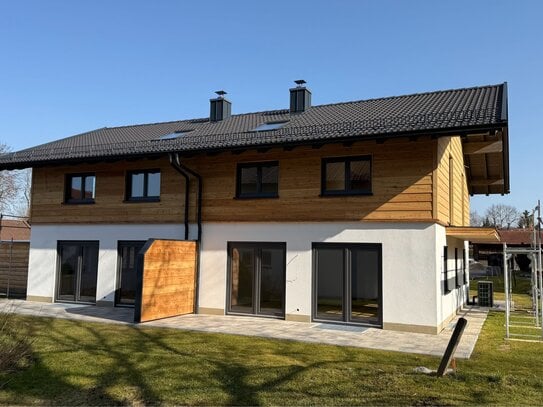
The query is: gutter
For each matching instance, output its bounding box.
[168,152,203,315]
[168,154,190,240]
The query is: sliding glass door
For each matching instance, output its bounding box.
[117,241,146,306]
[228,242,285,318]
[313,243,382,326]
[57,241,99,303]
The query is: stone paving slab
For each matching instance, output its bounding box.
[1,299,487,359]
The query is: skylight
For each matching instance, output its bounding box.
[253,121,289,132]
[158,130,192,140]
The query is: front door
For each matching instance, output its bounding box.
[227,242,286,318]
[117,241,146,306]
[57,241,99,303]
[313,243,382,326]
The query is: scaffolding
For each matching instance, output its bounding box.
[503,201,543,341]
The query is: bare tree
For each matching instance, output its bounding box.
[0,143,30,216]
[483,204,520,229]
[470,210,482,226]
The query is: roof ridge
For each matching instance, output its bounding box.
[93,83,506,129]
[312,83,505,109]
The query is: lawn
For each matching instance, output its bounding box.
[469,275,533,309]
[0,311,542,406]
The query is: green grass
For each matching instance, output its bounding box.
[470,275,534,309]
[0,312,542,406]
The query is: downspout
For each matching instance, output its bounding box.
[168,152,203,315]
[168,154,190,240]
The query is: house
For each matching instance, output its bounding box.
[0,218,31,298]
[473,228,543,274]
[0,81,509,333]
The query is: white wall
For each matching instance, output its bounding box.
[435,224,469,325]
[199,222,441,328]
[27,224,185,302]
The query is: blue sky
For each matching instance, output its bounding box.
[0,0,541,214]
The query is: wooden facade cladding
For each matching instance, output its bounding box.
[134,240,197,323]
[434,136,470,227]
[29,135,470,225]
[31,159,186,224]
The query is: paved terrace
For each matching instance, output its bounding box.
[1,299,487,359]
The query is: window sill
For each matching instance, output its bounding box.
[320,191,373,197]
[63,200,95,205]
[124,197,161,203]
[234,195,279,200]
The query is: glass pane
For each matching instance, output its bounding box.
[259,248,284,316]
[58,244,78,300]
[325,162,345,191]
[261,165,278,195]
[79,244,98,302]
[131,173,145,198]
[240,167,258,195]
[350,160,371,191]
[84,175,95,199]
[118,242,145,305]
[351,247,380,324]
[70,176,83,200]
[316,247,344,320]
[230,247,254,313]
[147,172,161,197]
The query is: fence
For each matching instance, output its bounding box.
[0,214,30,298]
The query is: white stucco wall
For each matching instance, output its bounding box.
[27,224,186,303]
[199,222,441,328]
[434,224,469,326]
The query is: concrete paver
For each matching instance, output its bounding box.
[1,299,487,359]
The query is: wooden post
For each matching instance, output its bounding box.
[437,317,467,377]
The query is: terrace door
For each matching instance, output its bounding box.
[117,241,146,306]
[57,241,99,303]
[313,243,382,326]
[228,242,286,318]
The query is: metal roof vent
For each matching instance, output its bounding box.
[289,79,311,113]
[210,90,232,122]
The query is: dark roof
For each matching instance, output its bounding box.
[0,219,31,241]
[0,83,508,170]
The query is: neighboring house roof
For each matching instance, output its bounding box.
[0,83,509,194]
[498,229,543,246]
[0,219,31,241]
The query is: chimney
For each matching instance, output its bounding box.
[210,90,231,121]
[289,79,311,113]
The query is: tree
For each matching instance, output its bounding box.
[483,204,520,229]
[0,143,30,216]
[470,210,482,226]
[518,210,534,229]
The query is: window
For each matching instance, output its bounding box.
[455,248,461,288]
[65,173,96,204]
[443,246,451,293]
[236,162,279,198]
[126,170,161,201]
[321,156,371,195]
[252,121,289,132]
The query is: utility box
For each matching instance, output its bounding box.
[478,281,494,307]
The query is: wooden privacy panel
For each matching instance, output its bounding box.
[134,240,197,323]
[0,242,30,298]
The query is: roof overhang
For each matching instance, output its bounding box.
[446,227,500,243]
[462,83,509,195]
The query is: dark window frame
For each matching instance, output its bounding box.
[312,242,383,328]
[55,240,99,304]
[64,173,96,204]
[125,169,161,202]
[455,248,461,288]
[235,161,279,199]
[116,240,146,307]
[463,248,468,284]
[443,246,451,293]
[321,155,372,196]
[226,241,286,318]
